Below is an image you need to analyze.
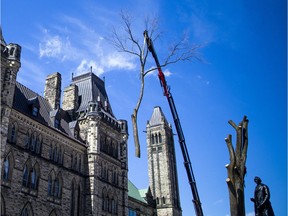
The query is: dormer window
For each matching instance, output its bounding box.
[54,118,60,129]
[32,106,39,116]
[28,97,40,117]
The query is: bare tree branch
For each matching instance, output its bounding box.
[109,11,202,157]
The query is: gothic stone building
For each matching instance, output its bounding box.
[0,32,182,216]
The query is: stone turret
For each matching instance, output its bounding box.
[44,72,61,109]
[0,29,21,162]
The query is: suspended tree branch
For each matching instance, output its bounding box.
[225,115,249,216]
[109,11,202,157]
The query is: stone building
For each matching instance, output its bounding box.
[1,31,181,216]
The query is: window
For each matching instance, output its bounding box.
[49,144,53,160]
[78,156,81,172]
[10,124,16,143]
[53,146,58,162]
[48,175,53,196]
[3,157,9,181]
[53,174,62,198]
[24,132,31,149]
[102,188,107,211]
[77,185,81,215]
[30,133,36,152]
[32,107,39,116]
[20,203,33,216]
[8,123,17,143]
[22,162,39,191]
[22,165,29,187]
[35,136,42,154]
[129,209,136,216]
[54,178,60,197]
[159,133,162,143]
[54,119,60,129]
[71,181,75,216]
[162,196,166,204]
[30,166,38,190]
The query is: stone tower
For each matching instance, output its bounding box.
[68,72,129,215]
[146,106,182,216]
[0,29,21,161]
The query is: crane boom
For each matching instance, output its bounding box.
[143,30,204,216]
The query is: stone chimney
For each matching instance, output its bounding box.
[62,84,79,111]
[44,72,61,109]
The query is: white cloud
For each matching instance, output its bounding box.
[145,67,172,77]
[163,69,172,77]
[39,35,62,58]
[75,59,104,76]
[106,52,136,70]
[37,19,137,75]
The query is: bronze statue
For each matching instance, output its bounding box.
[251,176,275,216]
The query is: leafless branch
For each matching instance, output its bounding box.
[108,11,202,157]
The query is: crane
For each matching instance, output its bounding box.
[143,30,204,216]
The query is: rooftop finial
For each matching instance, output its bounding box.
[90,66,93,73]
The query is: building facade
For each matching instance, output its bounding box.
[0,32,181,216]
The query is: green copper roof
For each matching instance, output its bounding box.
[128,180,147,203]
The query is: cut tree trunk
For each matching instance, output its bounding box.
[225,116,249,216]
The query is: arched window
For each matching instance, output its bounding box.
[78,155,81,172]
[53,145,58,162]
[155,134,158,144]
[30,163,39,190]
[102,188,107,211]
[30,167,37,189]
[49,143,53,160]
[151,134,155,144]
[112,196,118,215]
[3,157,10,181]
[77,184,81,215]
[24,131,31,149]
[73,154,78,170]
[162,196,165,204]
[100,136,104,151]
[20,202,33,216]
[22,164,30,187]
[35,135,42,155]
[48,174,53,196]
[30,132,37,152]
[158,133,162,143]
[8,123,17,143]
[54,173,62,198]
[58,147,62,164]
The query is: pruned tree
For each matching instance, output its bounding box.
[224,115,249,216]
[109,11,202,157]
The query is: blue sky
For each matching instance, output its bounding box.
[2,0,287,215]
